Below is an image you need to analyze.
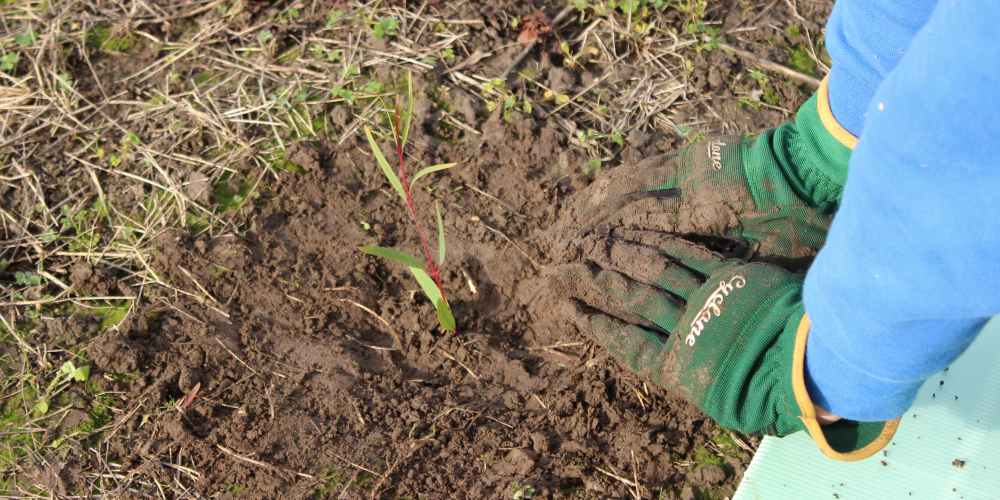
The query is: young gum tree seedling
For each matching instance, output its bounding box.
[360,72,459,333]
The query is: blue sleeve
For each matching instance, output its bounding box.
[803,0,1000,421]
[824,0,938,136]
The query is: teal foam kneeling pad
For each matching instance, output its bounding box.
[735,317,1000,500]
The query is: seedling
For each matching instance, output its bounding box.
[361,72,459,333]
[372,17,399,39]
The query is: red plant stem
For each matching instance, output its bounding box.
[391,109,453,332]
[394,141,443,291]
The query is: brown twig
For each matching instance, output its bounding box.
[217,445,315,479]
[718,42,822,88]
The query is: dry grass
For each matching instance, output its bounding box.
[0,0,813,495]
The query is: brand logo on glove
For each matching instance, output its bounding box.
[686,275,747,347]
[708,141,724,171]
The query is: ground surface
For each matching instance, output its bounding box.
[1,0,830,497]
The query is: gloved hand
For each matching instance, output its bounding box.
[556,87,852,262]
[550,228,899,460]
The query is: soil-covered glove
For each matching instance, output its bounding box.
[558,82,853,261]
[551,229,899,460]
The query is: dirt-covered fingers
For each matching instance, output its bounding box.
[549,263,683,332]
[563,300,671,386]
[565,154,680,226]
[579,235,703,300]
[607,229,728,276]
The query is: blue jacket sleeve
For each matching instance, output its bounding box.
[824,0,938,136]
[803,0,1000,421]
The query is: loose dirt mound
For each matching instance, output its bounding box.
[87,109,749,498]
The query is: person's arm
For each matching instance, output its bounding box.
[823,0,939,136]
[803,0,1000,421]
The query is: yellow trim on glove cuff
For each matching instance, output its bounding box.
[792,314,900,461]
[817,77,859,150]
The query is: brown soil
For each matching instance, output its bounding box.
[6,0,832,498]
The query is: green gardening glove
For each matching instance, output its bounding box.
[555,82,853,262]
[550,229,899,459]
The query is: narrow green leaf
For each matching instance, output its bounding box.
[409,267,442,306]
[435,201,446,266]
[435,299,456,332]
[360,245,424,270]
[363,126,406,202]
[402,71,415,145]
[409,162,458,189]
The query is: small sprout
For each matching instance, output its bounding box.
[521,99,533,114]
[257,29,274,44]
[331,86,356,105]
[511,482,536,499]
[33,399,49,417]
[0,52,19,73]
[15,29,37,47]
[124,131,141,146]
[281,7,301,22]
[95,301,131,330]
[610,131,625,147]
[372,17,399,39]
[325,9,345,28]
[618,0,641,15]
[788,44,818,77]
[56,72,75,91]
[362,80,384,94]
[60,361,91,383]
[359,72,460,333]
[360,221,371,231]
[441,47,456,62]
[87,25,135,53]
[584,158,603,176]
[14,271,43,286]
[559,41,572,56]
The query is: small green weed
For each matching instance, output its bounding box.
[13,271,43,286]
[372,17,399,39]
[212,174,253,212]
[91,300,131,331]
[86,25,135,53]
[0,51,18,73]
[510,482,536,499]
[326,9,346,28]
[692,444,724,467]
[743,68,780,108]
[787,44,817,77]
